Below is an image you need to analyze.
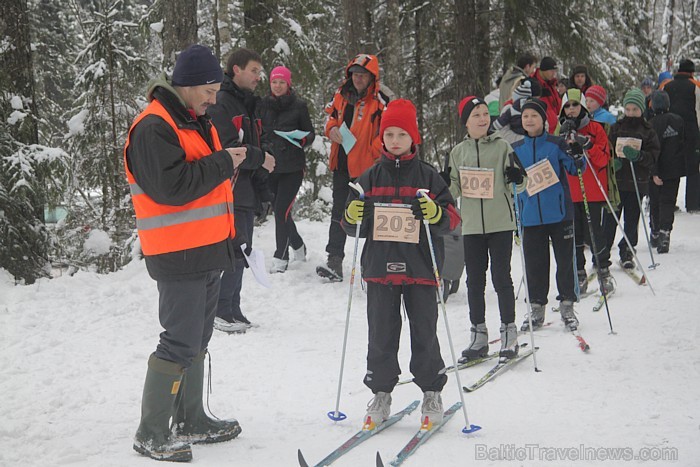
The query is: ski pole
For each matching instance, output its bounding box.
[582,156,655,294]
[515,275,524,300]
[574,159,616,335]
[416,189,480,434]
[628,160,659,270]
[327,182,364,422]
[510,175,541,372]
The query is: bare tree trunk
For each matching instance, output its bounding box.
[413,5,424,137]
[453,0,474,101]
[243,0,277,61]
[665,0,675,67]
[454,0,489,100]
[0,0,42,221]
[1,0,38,146]
[162,0,198,70]
[383,0,402,96]
[475,0,491,92]
[343,0,370,59]
[216,0,232,59]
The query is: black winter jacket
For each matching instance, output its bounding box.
[341,151,460,285]
[125,81,237,280]
[609,116,660,194]
[207,74,269,211]
[649,111,686,179]
[258,91,316,173]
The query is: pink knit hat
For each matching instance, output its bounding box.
[269,66,292,87]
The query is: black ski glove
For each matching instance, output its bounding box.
[560,119,577,137]
[505,165,524,185]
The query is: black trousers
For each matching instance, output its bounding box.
[573,201,611,269]
[217,209,254,322]
[685,146,700,211]
[522,221,576,305]
[463,231,515,325]
[365,282,447,394]
[156,271,220,368]
[269,171,305,260]
[616,190,642,255]
[326,169,351,259]
[649,178,680,232]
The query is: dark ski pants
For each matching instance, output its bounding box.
[463,231,515,326]
[217,209,254,323]
[685,147,700,211]
[522,221,576,305]
[156,270,220,368]
[364,282,447,394]
[616,190,642,255]
[573,201,611,270]
[649,178,680,232]
[326,169,351,259]
[269,171,305,260]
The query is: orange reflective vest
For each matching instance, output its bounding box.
[124,99,235,256]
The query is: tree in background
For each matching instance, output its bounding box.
[0,0,68,284]
[61,0,152,273]
[3,0,699,281]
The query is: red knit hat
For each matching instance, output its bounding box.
[585,85,607,107]
[379,99,421,145]
[458,96,487,125]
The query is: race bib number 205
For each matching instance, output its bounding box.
[525,159,559,196]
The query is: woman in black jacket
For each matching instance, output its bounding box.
[258,66,316,272]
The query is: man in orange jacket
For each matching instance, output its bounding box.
[316,54,391,281]
[124,44,247,462]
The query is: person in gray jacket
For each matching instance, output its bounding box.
[499,53,538,111]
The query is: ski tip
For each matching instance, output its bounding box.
[327,410,347,422]
[297,449,310,467]
[376,451,385,467]
[462,386,474,393]
[463,424,482,434]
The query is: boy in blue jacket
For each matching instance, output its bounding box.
[512,98,584,331]
[342,99,460,430]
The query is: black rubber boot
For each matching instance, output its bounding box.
[172,351,241,444]
[133,354,192,462]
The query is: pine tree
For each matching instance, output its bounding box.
[62,0,152,273]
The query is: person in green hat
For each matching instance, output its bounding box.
[607,88,660,268]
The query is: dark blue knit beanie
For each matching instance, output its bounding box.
[172,44,223,87]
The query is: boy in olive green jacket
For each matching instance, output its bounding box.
[446,96,526,363]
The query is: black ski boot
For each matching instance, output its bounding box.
[657,230,670,254]
[316,255,343,282]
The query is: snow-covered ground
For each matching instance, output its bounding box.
[2,206,700,466]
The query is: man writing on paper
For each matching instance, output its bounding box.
[316,54,392,281]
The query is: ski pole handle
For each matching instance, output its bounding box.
[348,181,365,200]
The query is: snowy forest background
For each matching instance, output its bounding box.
[1,0,699,285]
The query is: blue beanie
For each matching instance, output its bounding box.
[172,44,223,87]
[658,71,672,85]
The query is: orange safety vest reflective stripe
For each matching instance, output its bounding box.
[124,99,235,256]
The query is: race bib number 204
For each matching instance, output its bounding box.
[459,167,494,199]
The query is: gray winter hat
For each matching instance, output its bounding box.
[650,90,670,112]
